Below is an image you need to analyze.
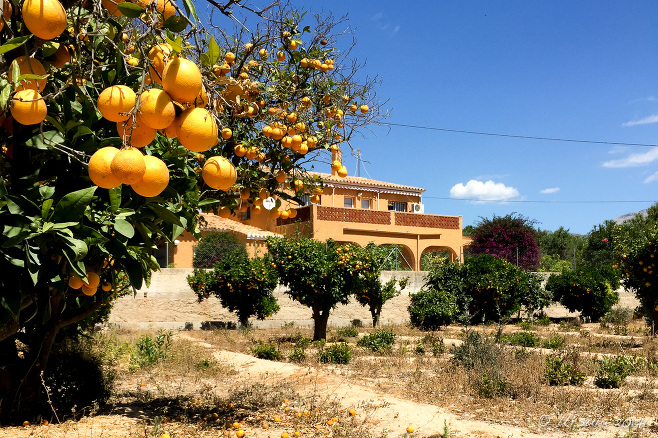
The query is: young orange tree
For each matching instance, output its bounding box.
[0,0,382,422]
[337,243,408,327]
[266,236,359,340]
[187,244,279,327]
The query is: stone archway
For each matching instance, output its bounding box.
[377,244,416,271]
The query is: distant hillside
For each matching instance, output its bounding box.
[613,209,648,224]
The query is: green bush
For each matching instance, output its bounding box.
[357,329,397,353]
[408,288,459,330]
[193,232,248,269]
[419,334,445,356]
[318,343,352,364]
[251,342,282,361]
[474,373,509,398]
[594,355,645,389]
[545,268,619,321]
[130,330,172,369]
[504,331,539,347]
[541,334,566,350]
[545,354,585,386]
[423,255,551,324]
[336,327,358,338]
[451,331,510,398]
[288,347,307,363]
[600,307,634,335]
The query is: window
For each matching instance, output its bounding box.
[361,199,371,209]
[300,194,311,206]
[388,201,407,212]
[344,197,354,208]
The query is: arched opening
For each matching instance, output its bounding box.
[377,244,415,271]
[420,246,458,270]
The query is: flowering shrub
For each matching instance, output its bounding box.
[467,214,540,271]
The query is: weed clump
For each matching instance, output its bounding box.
[318,342,352,364]
[545,353,586,386]
[251,341,282,360]
[357,329,396,353]
[130,330,173,369]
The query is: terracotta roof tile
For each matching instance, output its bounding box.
[313,172,425,193]
[199,213,281,239]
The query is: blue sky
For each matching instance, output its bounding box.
[295,1,658,234]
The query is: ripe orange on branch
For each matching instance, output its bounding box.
[110,148,146,184]
[147,43,173,84]
[162,57,203,103]
[8,56,47,92]
[131,155,170,197]
[202,156,237,190]
[10,90,47,125]
[117,116,157,148]
[98,85,136,122]
[175,108,218,152]
[22,0,67,40]
[138,88,176,129]
[88,146,122,189]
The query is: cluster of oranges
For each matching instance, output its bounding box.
[6,0,67,126]
[66,268,111,297]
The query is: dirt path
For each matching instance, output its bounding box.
[179,334,638,438]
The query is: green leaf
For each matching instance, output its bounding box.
[166,35,183,54]
[181,0,198,21]
[114,218,135,238]
[117,2,145,17]
[204,35,220,66]
[10,60,20,88]
[147,203,183,226]
[0,293,21,320]
[99,137,123,147]
[25,130,65,150]
[163,15,188,32]
[59,234,89,262]
[108,186,122,213]
[72,125,93,141]
[41,41,60,58]
[41,199,53,219]
[0,78,11,111]
[52,186,97,223]
[0,35,32,56]
[25,244,40,285]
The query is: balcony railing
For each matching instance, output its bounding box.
[277,205,460,230]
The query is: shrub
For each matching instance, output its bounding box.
[504,331,539,347]
[545,354,585,386]
[43,342,115,418]
[336,327,358,338]
[600,307,634,335]
[251,342,282,361]
[541,334,566,350]
[193,232,248,269]
[318,343,352,364]
[357,329,396,353]
[130,330,172,369]
[594,355,645,389]
[421,334,445,356]
[288,347,307,363]
[451,331,509,398]
[408,288,459,330]
[545,267,619,321]
[517,320,533,331]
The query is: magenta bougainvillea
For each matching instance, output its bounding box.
[467,213,540,271]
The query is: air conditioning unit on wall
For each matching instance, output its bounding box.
[411,203,424,213]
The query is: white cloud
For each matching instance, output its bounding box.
[449,180,519,202]
[622,114,658,127]
[602,147,658,168]
[540,187,560,194]
[645,172,658,183]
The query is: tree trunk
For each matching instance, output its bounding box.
[370,305,381,328]
[312,306,330,341]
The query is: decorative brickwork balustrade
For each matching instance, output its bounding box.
[395,213,460,229]
[317,206,391,225]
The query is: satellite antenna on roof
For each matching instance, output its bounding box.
[355,149,362,177]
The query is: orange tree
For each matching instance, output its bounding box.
[266,236,359,340]
[0,0,382,422]
[614,203,658,329]
[187,246,279,327]
[337,242,408,327]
